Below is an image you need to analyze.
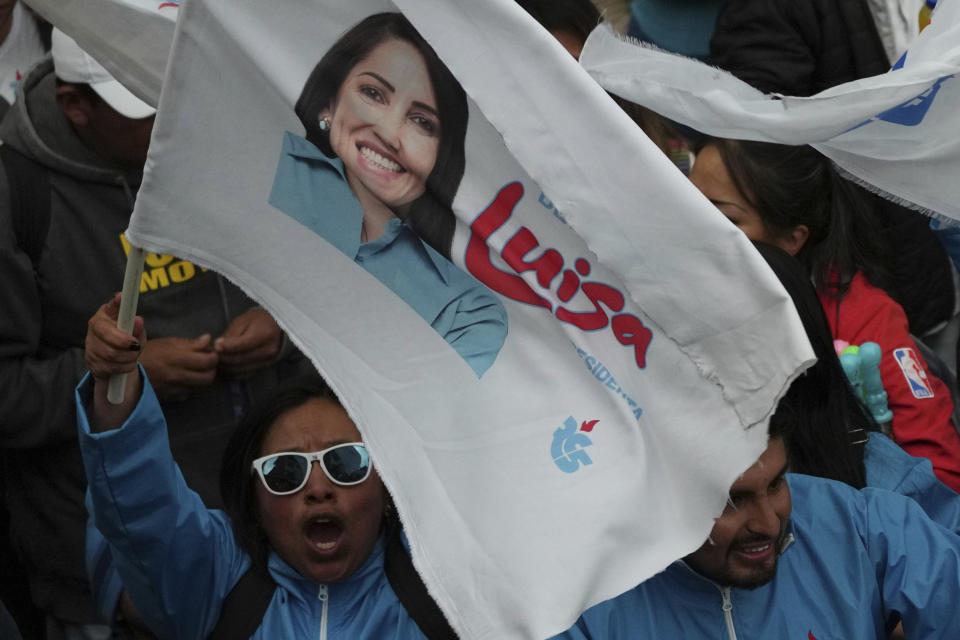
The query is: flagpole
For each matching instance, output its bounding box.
[107,243,146,405]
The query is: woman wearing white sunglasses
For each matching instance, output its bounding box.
[77,295,450,639]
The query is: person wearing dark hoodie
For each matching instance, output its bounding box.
[0,29,307,639]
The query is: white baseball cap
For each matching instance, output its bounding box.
[51,28,156,120]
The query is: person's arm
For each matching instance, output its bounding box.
[0,188,88,447]
[867,433,960,535]
[710,0,817,96]
[85,513,153,637]
[547,590,640,640]
[864,303,960,493]
[823,278,960,493]
[549,619,595,640]
[894,459,960,535]
[860,486,960,638]
[79,298,249,640]
[84,294,144,431]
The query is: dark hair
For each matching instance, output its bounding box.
[757,242,877,488]
[220,374,346,572]
[514,0,600,45]
[294,12,468,258]
[610,94,681,157]
[704,139,892,300]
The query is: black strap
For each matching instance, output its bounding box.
[208,567,276,640]
[1,144,51,268]
[208,524,456,640]
[385,522,458,640]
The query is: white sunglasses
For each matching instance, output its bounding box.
[251,443,371,495]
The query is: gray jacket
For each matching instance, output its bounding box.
[0,58,306,623]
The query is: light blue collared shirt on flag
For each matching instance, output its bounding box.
[268,131,507,377]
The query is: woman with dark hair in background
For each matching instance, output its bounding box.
[76,296,449,639]
[269,12,506,377]
[690,139,960,493]
[756,242,960,532]
[753,242,872,489]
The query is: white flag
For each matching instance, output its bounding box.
[41,0,813,637]
[25,0,178,107]
[580,0,960,220]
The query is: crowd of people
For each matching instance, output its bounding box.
[1,0,959,638]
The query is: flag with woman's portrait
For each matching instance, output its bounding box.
[29,0,813,638]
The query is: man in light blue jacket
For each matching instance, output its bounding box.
[557,431,960,639]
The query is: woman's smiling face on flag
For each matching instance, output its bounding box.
[321,37,441,213]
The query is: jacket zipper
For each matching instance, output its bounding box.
[719,586,737,640]
[318,584,329,640]
[678,531,794,640]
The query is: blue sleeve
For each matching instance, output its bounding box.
[547,592,633,640]
[435,283,508,377]
[865,433,960,535]
[76,370,250,640]
[85,511,123,625]
[929,217,960,275]
[549,602,608,640]
[889,460,960,536]
[861,486,960,638]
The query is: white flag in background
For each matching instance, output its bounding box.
[580,0,960,220]
[26,0,177,107]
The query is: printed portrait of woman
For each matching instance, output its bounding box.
[269,12,508,377]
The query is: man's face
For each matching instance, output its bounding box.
[85,100,155,168]
[55,83,155,169]
[684,438,792,590]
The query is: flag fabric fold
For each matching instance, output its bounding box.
[580,0,960,220]
[25,0,177,108]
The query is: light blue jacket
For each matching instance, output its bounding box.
[269,131,507,377]
[77,372,426,640]
[556,473,960,639]
[865,431,960,534]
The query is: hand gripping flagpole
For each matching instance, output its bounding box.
[107,243,146,405]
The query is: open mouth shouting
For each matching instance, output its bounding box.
[305,514,345,554]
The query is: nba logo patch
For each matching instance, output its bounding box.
[893,348,934,399]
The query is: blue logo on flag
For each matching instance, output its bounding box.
[551,416,596,473]
[875,75,950,126]
[845,75,953,132]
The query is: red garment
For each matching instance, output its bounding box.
[819,272,960,493]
